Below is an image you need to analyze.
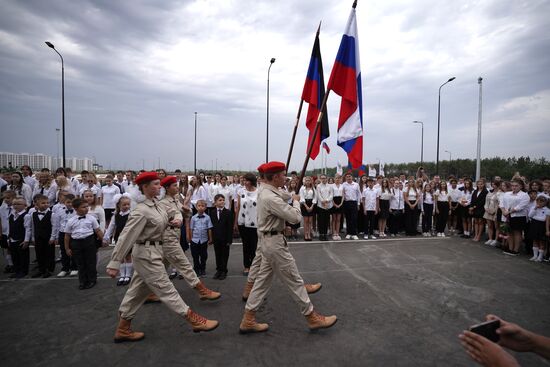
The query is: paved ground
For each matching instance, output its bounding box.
[1,236,550,367]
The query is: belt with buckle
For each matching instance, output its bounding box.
[136,240,163,245]
[262,231,283,236]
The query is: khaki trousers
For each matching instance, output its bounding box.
[163,239,200,288]
[119,242,189,320]
[245,234,313,315]
[246,242,263,283]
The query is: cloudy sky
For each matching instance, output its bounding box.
[1,0,549,172]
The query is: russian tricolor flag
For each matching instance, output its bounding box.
[327,2,363,169]
[302,25,329,160]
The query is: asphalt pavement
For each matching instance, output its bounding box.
[1,235,549,367]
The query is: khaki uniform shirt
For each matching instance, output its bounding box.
[158,194,184,244]
[257,183,302,233]
[107,197,182,270]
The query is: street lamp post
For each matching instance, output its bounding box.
[55,128,60,169]
[412,121,424,166]
[266,57,276,163]
[436,76,456,175]
[194,112,197,175]
[45,41,66,168]
[476,77,483,181]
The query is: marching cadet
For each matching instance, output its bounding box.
[239,162,337,334]
[241,164,321,301]
[106,172,218,344]
[158,176,220,299]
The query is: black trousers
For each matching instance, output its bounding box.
[58,232,77,272]
[389,210,404,234]
[422,203,434,233]
[317,207,331,235]
[238,225,258,268]
[436,202,450,233]
[343,201,358,235]
[364,210,377,235]
[35,237,55,273]
[213,240,230,272]
[9,240,29,275]
[190,241,208,272]
[404,201,419,235]
[71,235,97,285]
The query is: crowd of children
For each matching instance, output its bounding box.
[0,165,549,288]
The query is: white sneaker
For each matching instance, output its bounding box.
[390,234,396,238]
[345,235,351,240]
[351,235,359,240]
[535,257,543,262]
[69,270,78,276]
[441,233,446,238]
[529,256,537,261]
[490,240,498,246]
[57,270,68,277]
[370,235,377,240]
[484,240,493,245]
[364,235,369,239]
[336,235,342,240]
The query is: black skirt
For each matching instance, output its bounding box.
[528,219,547,241]
[331,196,343,214]
[509,216,526,231]
[379,199,390,219]
[301,199,315,217]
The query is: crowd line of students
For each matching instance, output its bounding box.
[1,165,549,287]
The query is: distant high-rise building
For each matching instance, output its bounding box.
[0,152,93,172]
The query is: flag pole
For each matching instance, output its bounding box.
[297,90,331,189]
[286,21,322,170]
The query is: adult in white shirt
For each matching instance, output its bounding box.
[362,178,380,239]
[315,174,333,241]
[459,179,474,238]
[8,172,33,207]
[434,181,452,237]
[389,181,404,236]
[403,179,421,236]
[235,173,258,274]
[21,165,37,192]
[331,175,344,240]
[299,176,317,241]
[342,173,361,240]
[186,176,208,214]
[500,179,530,256]
[378,178,392,237]
[101,175,121,225]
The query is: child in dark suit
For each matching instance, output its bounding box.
[211,194,233,280]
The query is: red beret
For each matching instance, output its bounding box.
[160,176,177,187]
[135,171,160,185]
[257,163,266,173]
[263,161,286,174]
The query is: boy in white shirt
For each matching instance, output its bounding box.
[362,178,380,239]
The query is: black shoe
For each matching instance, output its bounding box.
[219,272,227,280]
[78,283,86,290]
[9,273,18,279]
[123,277,131,286]
[169,271,177,280]
[213,271,221,279]
[16,272,27,279]
[42,272,51,278]
[4,265,14,274]
[84,281,97,289]
[31,271,44,278]
[117,278,125,286]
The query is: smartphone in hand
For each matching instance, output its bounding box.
[470,319,500,343]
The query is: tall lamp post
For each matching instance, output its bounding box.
[45,41,66,168]
[412,121,424,166]
[445,150,452,176]
[55,128,60,169]
[194,112,198,175]
[476,77,483,181]
[436,76,456,175]
[266,57,276,163]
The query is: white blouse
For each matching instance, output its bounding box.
[238,189,258,228]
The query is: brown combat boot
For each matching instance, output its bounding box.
[241,281,254,301]
[114,317,145,343]
[194,281,221,300]
[239,309,269,334]
[144,293,160,304]
[305,283,322,294]
[185,309,219,333]
[305,309,338,330]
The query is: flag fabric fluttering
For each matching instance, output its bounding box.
[327,1,363,169]
[302,24,329,160]
[322,141,330,154]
